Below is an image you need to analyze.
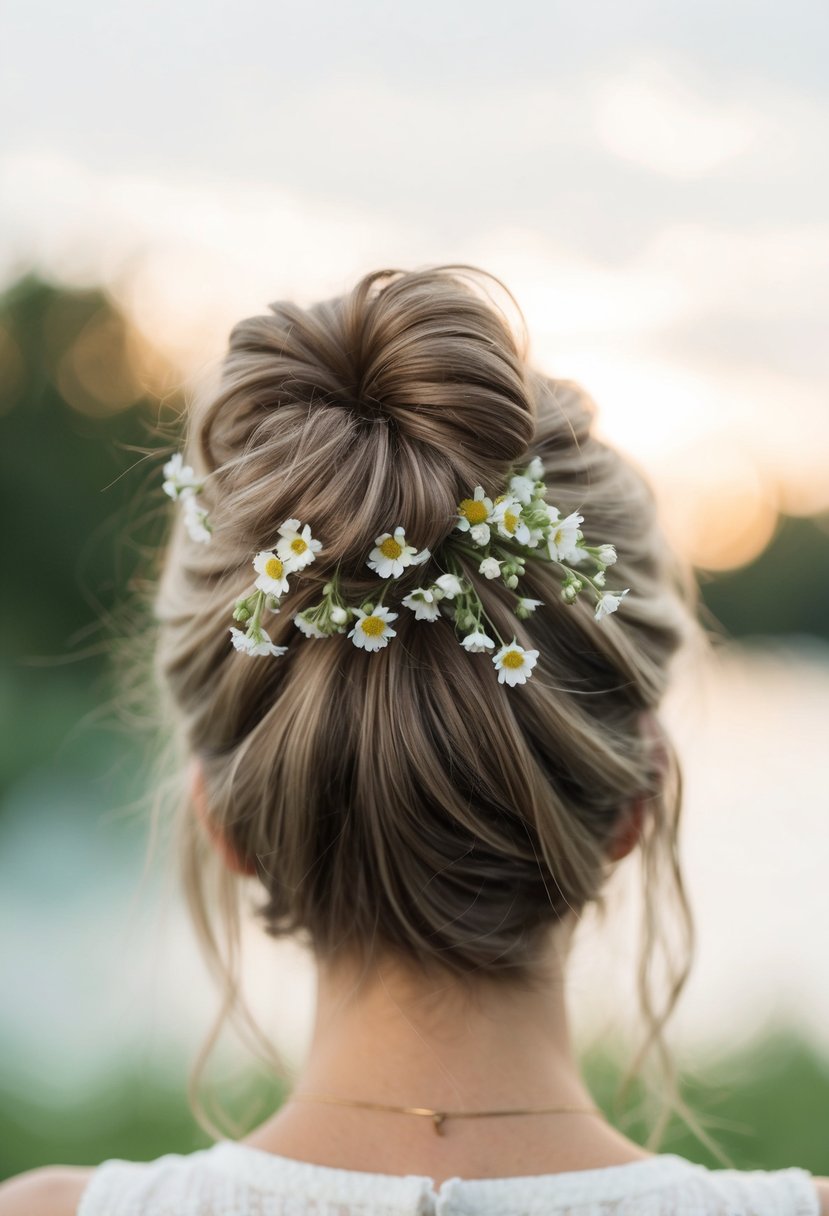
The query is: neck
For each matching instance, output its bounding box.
[294,927,594,1114]
[242,920,650,1182]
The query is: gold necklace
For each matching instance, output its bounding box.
[291,1091,604,1136]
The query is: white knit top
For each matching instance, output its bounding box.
[75,1139,820,1215]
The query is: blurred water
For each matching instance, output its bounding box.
[1,638,827,1102]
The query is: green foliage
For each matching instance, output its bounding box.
[2,1031,828,1179]
[699,514,829,641]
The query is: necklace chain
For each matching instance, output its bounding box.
[291,1091,603,1136]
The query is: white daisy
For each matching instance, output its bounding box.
[595,589,629,621]
[597,544,617,567]
[182,493,212,543]
[546,509,584,562]
[366,526,430,578]
[479,556,502,580]
[228,625,288,657]
[401,587,442,621]
[433,573,464,598]
[348,605,398,651]
[276,518,322,572]
[461,630,495,653]
[162,452,202,499]
[455,486,494,533]
[491,494,532,543]
[492,640,539,686]
[468,523,490,546]
[253,550,291,597]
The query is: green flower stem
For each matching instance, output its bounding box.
[375,578,390,608]
[482,613,508,647]
[247,588,267,637]
[558,562,602,597]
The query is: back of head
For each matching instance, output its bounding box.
[155,264,695,980]
[152,267,698,1130]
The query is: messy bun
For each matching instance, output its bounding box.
[151,265,700,1146]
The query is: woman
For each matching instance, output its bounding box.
[2,265,825,1214]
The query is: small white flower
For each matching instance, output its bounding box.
[595,589,630,621]
[461,629,495,653]
[253,550,291,597]
[456,486,494,533]
[492,640,539,686]
[293,611,328,639]
[329,605,349,625]
[516,597,543,617]
[594,570,606,587]
[228,625,288,657]
[469,523,491,546]
[491,495,532,544]
[276,518,322,571]
[525,456,544,481]
[597,544,617,567]
[367,526,429,578]
[433,573,464,598]
[348,604,398,651]
[162,451,202,500]
[479,556,502,580]
[546,509,584,562]
[401,587,442,621]
[508,473,535,506]
[182,493,212,543]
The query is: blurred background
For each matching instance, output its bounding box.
[2,0,829,1183]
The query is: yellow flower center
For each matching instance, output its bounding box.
[265,556,284,579]
[502,649,525,669]
[503,509,518,533]
[360,614,385,636]
[380,537,403,559]
[459,498,487,525]
[493,494,506,505]
[290,537,308,554]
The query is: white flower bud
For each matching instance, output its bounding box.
[434,573,464,598]
[479,557,502,580]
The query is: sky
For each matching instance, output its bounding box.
[3,2,828,569]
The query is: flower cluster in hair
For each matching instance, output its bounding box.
[161,452,212,543]
[162,452,630,687]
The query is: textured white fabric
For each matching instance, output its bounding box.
[75,1139,820,1216]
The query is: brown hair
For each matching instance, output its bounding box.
[148,264,710,1151]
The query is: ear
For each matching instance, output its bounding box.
[606,795,647,862]
[188,757,258,877]
[606,713,671,863]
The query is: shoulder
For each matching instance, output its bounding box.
[0,1166,94,1216]
[814,1176,829,1215]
